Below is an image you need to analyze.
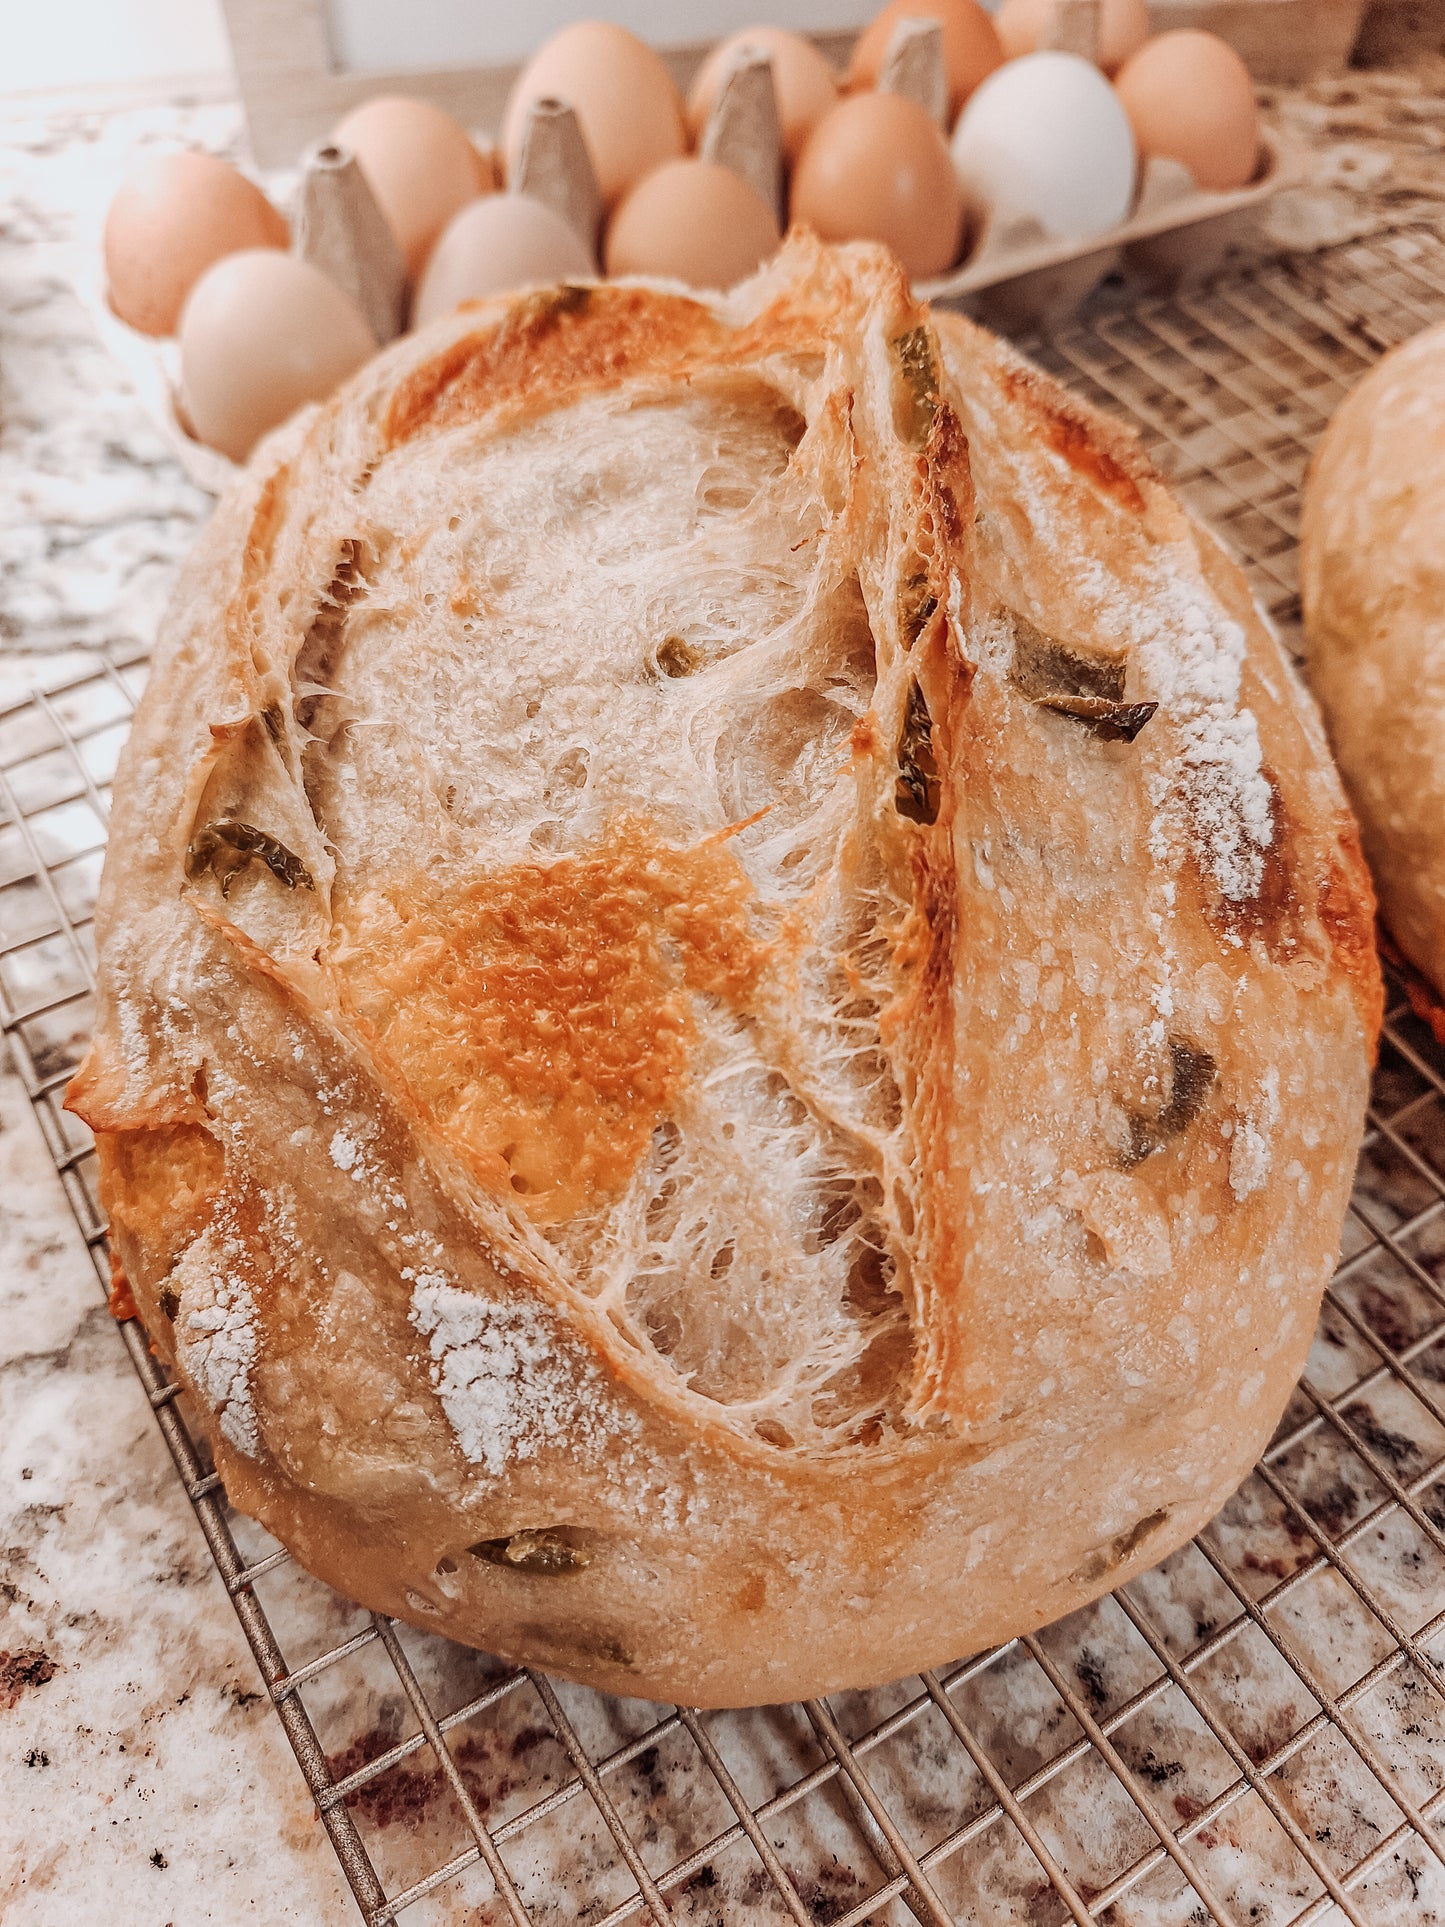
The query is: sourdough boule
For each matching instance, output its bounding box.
[70,235,1378,1706]
[1301,320,1445,1008]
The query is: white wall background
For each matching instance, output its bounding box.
[2,0,1009,97]
[3,0,232,92]
[327,1,867,72]
[327,2,872,73]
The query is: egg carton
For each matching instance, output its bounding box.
[77,139,1290,500]
[920,125,1291,331]
[72,263,240,496]
[77,25,1289,501]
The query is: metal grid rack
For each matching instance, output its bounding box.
[4,224,1445,1926]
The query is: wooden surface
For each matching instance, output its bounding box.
[1357,0,1445,66]
[201,1,1445,181]
[221,0,1380,165]
[1151,0,1370,81]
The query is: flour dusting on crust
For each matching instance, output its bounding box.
[1137,574,1274,901]
[964,355,1276,911]
[409,1275,626,1477]
[172,1225,260,1457]
[1231,1067,1282,1202]
[1068,553,1275,902]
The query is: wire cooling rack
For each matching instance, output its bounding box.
[4,223,1445,1927]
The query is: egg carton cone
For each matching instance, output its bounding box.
[916,128,1293,334]
[293,140,407,344]
[699,50,785,227]
[1038,0,1104,62]
[512,97,603,263]
[877,16,949,128]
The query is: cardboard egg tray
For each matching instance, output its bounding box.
[75,270,239,496]
[78,114,1289,496]
[919,126,1289,333]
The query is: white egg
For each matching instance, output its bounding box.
[412,195,593,327]
[950,51,1136,243]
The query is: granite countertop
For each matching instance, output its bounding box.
[0,1073,355,1923]
[2,51,1444,1926]
[1,86,375,1927]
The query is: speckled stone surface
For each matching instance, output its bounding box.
[0,1067,355,1922]
[0,91,231,688]
[0,85,359,1926]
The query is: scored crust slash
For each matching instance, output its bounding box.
[68,233,1378,1707]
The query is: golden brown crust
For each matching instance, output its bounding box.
[1300,322,1445,1004]
[334,821,766,1221]
[70,236,1374,1705]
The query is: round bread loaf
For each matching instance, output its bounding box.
[71,236,1379,1706]
[1301,322,1445,1005]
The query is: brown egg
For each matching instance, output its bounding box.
[503,22,686,212]
[791,93,964,281]
[605,160,780,291]
[995,0,1149,75]
[686,27,839,165]
[1114,31,1261,192]
[179,249,377,464]
[331,96,491,279]
[103,151,288,338]
[413,195,594,327]
[848,0,1004,117]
